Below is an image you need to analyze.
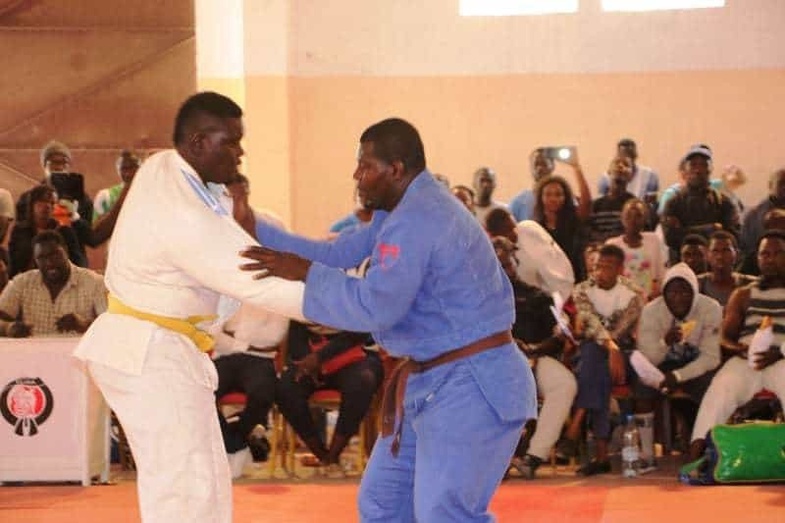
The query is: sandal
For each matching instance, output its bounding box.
[299,454,323,467]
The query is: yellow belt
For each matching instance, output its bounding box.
[107,295,216,353]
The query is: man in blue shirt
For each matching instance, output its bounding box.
[241,118,535,522]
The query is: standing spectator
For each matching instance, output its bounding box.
[589,155,636,244]
[597,138,658,200]
[739,168,785,275]
[0,230,106,337]
[93,150,141,221]
[472,166,507,226]
[485,208,575,300]
[689,230,785,461]
[451,185,475,215]
[8,184,86,276]
[697,231,757,308]
[633,263,722,471]
[563,244,643,475]
[661,145,740,264]
[606,199,667,301]
[509,149,555,222]
[533,168,591,282]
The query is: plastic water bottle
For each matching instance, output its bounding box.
[621,415,640,478]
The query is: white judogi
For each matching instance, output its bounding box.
[74,150,305,523]
[515,220,575,300]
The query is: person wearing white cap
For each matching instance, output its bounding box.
[661,144,740,264]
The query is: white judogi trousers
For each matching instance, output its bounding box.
[87,328,231,523]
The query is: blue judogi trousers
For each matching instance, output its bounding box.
[358,350,529,522]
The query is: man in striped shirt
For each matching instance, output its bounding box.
[689,229,785,461]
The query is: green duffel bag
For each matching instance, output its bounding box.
[680,422,785,485]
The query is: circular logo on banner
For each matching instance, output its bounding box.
[1,378,54,437]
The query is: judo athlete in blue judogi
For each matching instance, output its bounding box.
[240,118,536,522]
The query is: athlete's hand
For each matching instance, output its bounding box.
[239,246,312,282]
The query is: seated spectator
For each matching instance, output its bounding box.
[596,138,658,201]
[661,145,740,264]
[680,234,709,277]
[563,244,643,475]
[485,208,575,300]
[277,320,383,477]
[508,149,555,222]
[633,262,722,471]
[211,173,290,477]
[8,184,86,276]
[493,237,576,479]
[451,184,475,215]
[697,231,757,308]
[534,169,591,282]
[689,230,785,461]
[739,168,785,275]
[93,150,141,221]
[472,166,507,225]
[0,230,106,337]
[589,155,636,244]
[606,198,667,301]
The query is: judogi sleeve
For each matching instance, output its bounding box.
[255,212,386,269]
[301,218,427,333]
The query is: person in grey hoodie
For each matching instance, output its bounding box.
[632,262,722,471]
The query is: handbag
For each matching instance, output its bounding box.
[308,336,367,375]
[679,422,785,485]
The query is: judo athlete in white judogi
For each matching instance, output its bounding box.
[74,92,305,523]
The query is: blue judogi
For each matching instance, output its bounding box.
[257,171,536,522]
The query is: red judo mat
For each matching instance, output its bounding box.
[2,479,782,522]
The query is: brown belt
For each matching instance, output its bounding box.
[380,330,512,457]
[247,344,279,354]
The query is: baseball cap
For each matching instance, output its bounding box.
[682,144,712,164]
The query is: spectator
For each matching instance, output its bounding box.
[493,237,577,479]
[606,198,667,301]
[277,320,383,478]
[697,231,757,308]
[597,138,659,201]
[451,185,475,214]
[472,166,508,225]
[0,230,106,337]
[689,230,785,461]
[564,244,643,475]
[93,150,141,221]
[680,234,709,277]
[508,149,556,222]
[533,170,591,282]
[739,168,785,275]
[329,191,373,236]
[211,173,290,477]
[485,208,574,300]
[432,172,450,188]
[661,144,740,264]
[8,184,86,276]
[633,262,722,471]
[589,155,636,244]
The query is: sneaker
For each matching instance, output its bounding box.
[227,447,252,479]
[576,459,611,476]
[510,454,543,480]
